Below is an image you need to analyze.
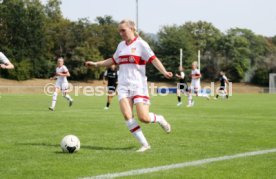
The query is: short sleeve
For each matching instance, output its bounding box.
[195,69,201,75]
[112,43,122,64]
[180,72,185,79]
[62,66,69,73]
[140,41,156,63]
[0,52,10,64]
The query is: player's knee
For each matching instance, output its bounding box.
[137,114,150,123]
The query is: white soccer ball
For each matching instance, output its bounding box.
[60,135,80,153]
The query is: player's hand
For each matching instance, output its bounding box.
[164,72,173,79]
[56,72,62,76]
[0,64,6,69]
[103,81,106,85]
[85,61,97,67]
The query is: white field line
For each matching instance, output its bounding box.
[80,148,276,179]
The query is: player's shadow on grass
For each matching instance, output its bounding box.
[19,142,135,152]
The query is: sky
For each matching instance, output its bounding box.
[42,0,276,37]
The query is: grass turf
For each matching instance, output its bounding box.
[0,93,276,178]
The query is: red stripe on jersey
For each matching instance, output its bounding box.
[118,55,146,65]
[132,95,150,100]
[130,125,140,133]
[194,73,201,76]
[111,57,117,64]
[148,55,156,63]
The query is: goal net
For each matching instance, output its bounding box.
[269,73,276,93]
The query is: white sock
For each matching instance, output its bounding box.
[51,92,58,108]
[149,112,162,123]
[188,94,192,105]
[63,94,73,101]
[126,118,149,147]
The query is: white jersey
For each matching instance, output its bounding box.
[191,69,201,88]
[0,52,10,64]
[180,72,185,79]
[112,37,156,103]
[56,65,69,84]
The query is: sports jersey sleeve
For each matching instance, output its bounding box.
[140,41,156,63]
[180,72,185,79]
[194,69,201,76]
[112,43,123,64]
[0,52,10,64]
[223,75,228,80]
[62,66,69,73]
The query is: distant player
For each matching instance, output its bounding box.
[186,61,201,107]
[49,57,73,111]
[215,71,229,99]
[175,66,188,106]
[103,64,118,110]
[0,52,14,70]
[85,19,172,152]
[190,61,201,96]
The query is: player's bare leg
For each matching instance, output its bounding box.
[120,98,150,152]
[136,103,171,133]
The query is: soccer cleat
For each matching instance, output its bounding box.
[177,102,182,106]
[158,115,171,133]
[136,145,151,152]
[69,100,73,107]
[104,107,109,110]
[48,107,54,111]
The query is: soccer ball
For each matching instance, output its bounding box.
[60,135,80,153]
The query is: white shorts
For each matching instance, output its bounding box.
[117,85,150,105]
[189,85,200,93]
[55,82,69,92]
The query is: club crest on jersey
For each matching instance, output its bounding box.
[131,48,136,54]
[129,56,136,63]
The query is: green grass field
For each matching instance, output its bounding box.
[0,93,276,179]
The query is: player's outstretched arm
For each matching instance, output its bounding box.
[85,58,114,68]
[151,57,173,79]
[0,62,14,69]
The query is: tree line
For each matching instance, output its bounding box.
[1,0,276,85]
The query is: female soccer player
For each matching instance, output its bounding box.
[103,64,118,110]
[49,57,73,111]
[215,71,229,99]
[0,52,14,69]
[85,19,173,152]
[175,66,188,106]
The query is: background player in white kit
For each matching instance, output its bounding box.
[186,61,201,107]
[49,57,73,111]
[85,19,173,152]
[0,52,14,70]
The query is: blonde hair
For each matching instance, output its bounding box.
[192,61,198,67]
[119,19,139,37]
